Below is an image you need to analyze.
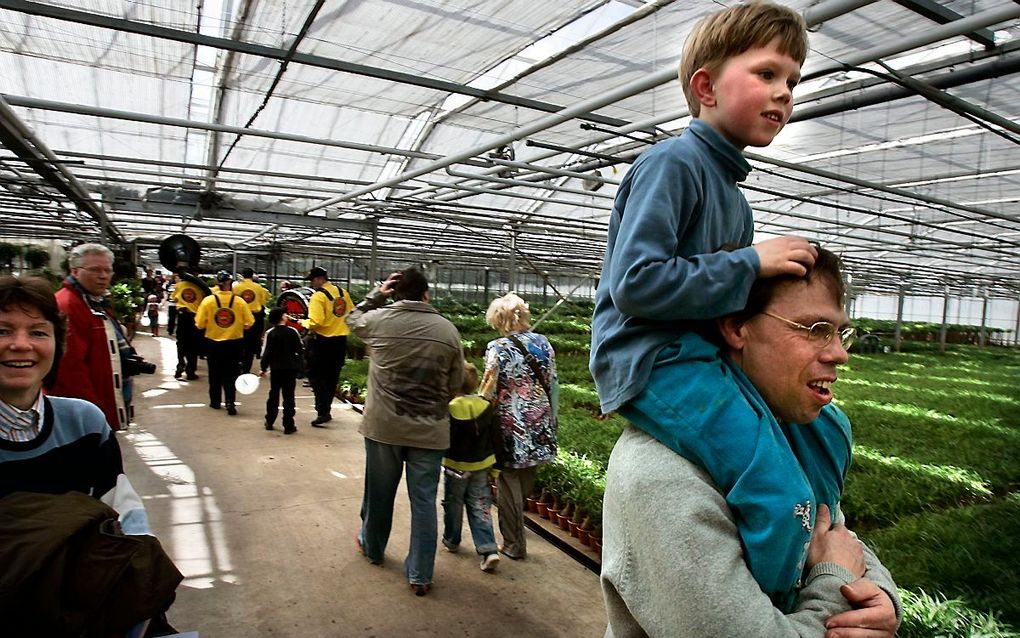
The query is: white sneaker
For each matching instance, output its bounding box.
[480,553,500,572]
[442,540,459,553]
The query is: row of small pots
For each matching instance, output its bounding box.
[525,496,602,555]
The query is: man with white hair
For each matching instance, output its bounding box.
[51,243,129,430]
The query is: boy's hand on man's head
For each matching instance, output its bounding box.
[754,236,818,278]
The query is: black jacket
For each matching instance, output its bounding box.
[261,324,304,374]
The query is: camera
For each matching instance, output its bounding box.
[121,346,156,376]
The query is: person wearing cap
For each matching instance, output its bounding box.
[172,272,209,380]
[195,271,254,416]
[234,267,272,375]
[301,266,353,427]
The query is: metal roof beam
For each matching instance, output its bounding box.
[111,199,373,233]
[0,96,123,243]
[890,0,996,48]
[0,0,628,128]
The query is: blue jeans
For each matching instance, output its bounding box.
[358,438,443,586]
[442,469,498,555]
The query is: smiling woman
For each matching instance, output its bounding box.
[0,275,138,507]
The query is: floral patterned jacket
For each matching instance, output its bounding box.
[481,331,558,469]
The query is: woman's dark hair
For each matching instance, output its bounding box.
[267,307,286,325]
[392,267,429,302]
[0,275,66,387]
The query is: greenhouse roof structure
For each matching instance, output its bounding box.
[0,0,1018,298]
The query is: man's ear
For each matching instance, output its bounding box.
[690,67,716,109]
[717,315,747,351]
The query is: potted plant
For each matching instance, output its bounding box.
[0,242,22,272]
[23,246,50,270]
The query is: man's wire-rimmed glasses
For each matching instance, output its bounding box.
[77,266,114,275]
[762,312,856,350]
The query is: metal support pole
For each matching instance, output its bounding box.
[369,218,379,284]
[979,293,989,348]
[507,227,518,292]
[939,285,949,353]
[484,268,490,302]
[232,250,238,276]
[1014,294,1020,347]
[894,286,906,353]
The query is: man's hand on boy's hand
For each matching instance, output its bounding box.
[754,236,818,278]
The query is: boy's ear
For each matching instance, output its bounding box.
[690,68,716,109]
[717,315,747,351]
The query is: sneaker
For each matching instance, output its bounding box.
[173,366,183,379]
[186,374,199,380]
[283,427,297,435]
[442,540,459,553]
[226,405,238,416]
[209,403,221,410]
[265,421,274,431]
[311,415,332,427]
[409,583,430,597]
[480,553,500,572]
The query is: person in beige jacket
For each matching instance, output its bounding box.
[345,267,463,596]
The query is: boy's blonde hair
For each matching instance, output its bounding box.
[460,361,480,395]
[485,292,531,335]
[679,1,808,117]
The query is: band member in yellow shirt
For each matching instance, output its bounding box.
[301,267,353,427]
[196,271,255,415]
[234,267,272,375]
[172,271,210,380]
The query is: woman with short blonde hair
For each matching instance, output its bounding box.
[480,292,557,561]
[484,292,531,335]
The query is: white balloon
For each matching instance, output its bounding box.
[235,373,260,395]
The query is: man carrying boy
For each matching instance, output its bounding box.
[441,362,501,573]
[590,0,817,418]
[260,307,303,435]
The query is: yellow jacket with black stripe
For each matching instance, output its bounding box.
[232,279,271,313]
[442,395,500,473]
[195,290,255,341]
[301,281,353,337]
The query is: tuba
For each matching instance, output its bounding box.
[158,234,211,296]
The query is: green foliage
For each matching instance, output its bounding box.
[851,317,1007,345]
[22,246,50,270]
[0,242,22,269]
[862,497,1020,628]
[897,589,1019,638]
[536,450,606,521]
[109,280,144,322]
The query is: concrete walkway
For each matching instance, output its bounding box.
[121,332,607,637]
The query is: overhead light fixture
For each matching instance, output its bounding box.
[582,170,604,192]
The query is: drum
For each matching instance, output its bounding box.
[276,286,315,333]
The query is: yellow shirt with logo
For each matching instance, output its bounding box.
[172,281,207,313]
[195,290,255,341]
[233,279,271,313]
[301,281,353,337]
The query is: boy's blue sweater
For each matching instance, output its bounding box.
[590,119,760,414]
